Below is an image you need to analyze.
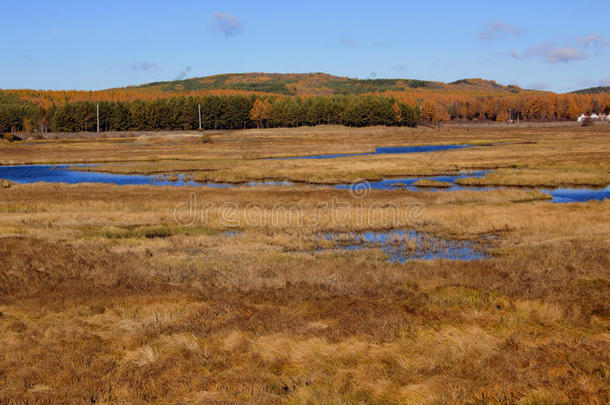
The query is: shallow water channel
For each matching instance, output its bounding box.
[317,229,488,262]
[273,144,474,159]
[0,164,608,203]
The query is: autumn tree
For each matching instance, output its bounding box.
[421,100,449,123]
[250,99,271,128]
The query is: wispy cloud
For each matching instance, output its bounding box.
[581,77,610,87]
[339,37,358,47]
[578,33,610,48]
[129,61,159,72]
[528,44,587,63]
[511,42,588,63]
[478,21,520,41]
[174,66,192,81]
[526,82,549,90]
[210,12,244,37]
[508,33,608,64]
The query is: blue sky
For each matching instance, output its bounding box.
[1,0,609,92]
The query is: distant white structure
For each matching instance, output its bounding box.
[576,113,610,122]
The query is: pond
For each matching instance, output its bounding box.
[318,229,488,263]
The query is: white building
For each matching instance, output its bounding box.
[576,113,609,122]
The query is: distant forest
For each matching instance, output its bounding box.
[1,95,419,133]
[1,73,610,133]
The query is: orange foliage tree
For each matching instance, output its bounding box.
[250,99,272,128]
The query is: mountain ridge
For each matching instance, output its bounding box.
[127,72,529,97]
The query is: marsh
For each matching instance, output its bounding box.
[0,125,608,403]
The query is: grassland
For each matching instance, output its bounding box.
[0,125,609,403]
[2,124,609,186]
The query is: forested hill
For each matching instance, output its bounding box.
[572,86,610,95]
[134,73,524,97]
[2,73,610,133]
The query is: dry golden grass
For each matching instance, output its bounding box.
[456,167,610,188]
[412,179,453,188]
[0,125,609,403]
[2,125,609,186]
[0,179,14,188]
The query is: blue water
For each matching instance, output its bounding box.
[0,165,607,203]
[0,165,286,188]
[319,229,487,263]
[274,144,473,159]
[334,170,492,192]
[544,187,610,203]
[375,145,472,154]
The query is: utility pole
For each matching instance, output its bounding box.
[198,104,202,130]
[96,103,100,132]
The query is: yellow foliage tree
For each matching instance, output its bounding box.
[393,103,402,123]
[250,99,272,128]
[422,100,449,123]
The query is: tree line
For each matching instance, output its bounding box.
[0,95,419,133]
[2,90,610,134]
